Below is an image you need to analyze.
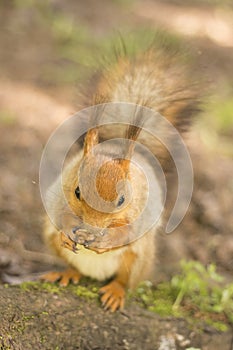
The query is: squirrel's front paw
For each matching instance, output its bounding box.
[99,280,125,312]
[60,231,78,253]
[40,268,81,287]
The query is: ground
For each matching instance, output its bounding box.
[1,283,233,350]
[0,0,232,349]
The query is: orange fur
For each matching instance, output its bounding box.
[42,44,202,311]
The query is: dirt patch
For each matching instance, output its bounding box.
[1,284,232,350]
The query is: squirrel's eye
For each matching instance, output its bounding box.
[117,195,125,207]
[75,186,81,200]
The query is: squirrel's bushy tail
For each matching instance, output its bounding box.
[92,41,202,135]
[81,36,203,174]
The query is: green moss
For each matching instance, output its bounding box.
[130,261,233,331]
[131,280,180,317]
[205,320,228,332]
[22,314,35,321]
[73,285,99,300]
[20,280,99,301]
[19,261,232,331]
[20,281,61,294]
[20,281,36,291]
[41,311,49,315]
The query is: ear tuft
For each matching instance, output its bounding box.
[84,128,99,156]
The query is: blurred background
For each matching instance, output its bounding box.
[0,0,232,284]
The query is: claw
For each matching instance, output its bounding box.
[99,280,125,312]
[72,226,80,234]
[40,268,81,287]
[60,231,78,253]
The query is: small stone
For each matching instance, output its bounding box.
[176,334,184,342]
[103,330,108,339]
[180,339,191,347]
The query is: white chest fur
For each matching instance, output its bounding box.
[62,245,125,281]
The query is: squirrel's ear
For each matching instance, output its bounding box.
[125,124,143,158]
[119,158,131,172]
[84,128,99,156]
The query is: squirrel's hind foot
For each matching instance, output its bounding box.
[99,280,125,312]
[40,268,81,287]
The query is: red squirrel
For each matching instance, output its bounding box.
[41,44,201,311]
